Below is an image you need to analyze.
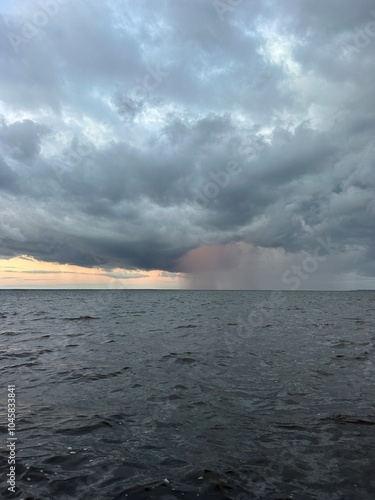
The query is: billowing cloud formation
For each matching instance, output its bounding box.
[0,0,374,288]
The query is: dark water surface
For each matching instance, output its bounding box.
[1,290,374,499]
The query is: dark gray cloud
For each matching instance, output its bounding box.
[0,118,50,160]
[0,155,19,192]
[0,0,374,288]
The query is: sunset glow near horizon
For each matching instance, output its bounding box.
[0,257,186,289]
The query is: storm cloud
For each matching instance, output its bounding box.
[0,0,374,288]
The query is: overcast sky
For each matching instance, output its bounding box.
[0,0,374,289]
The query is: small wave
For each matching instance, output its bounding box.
[161,352,178,359]
[63,316,98,321]
[1,361,39,369]
[63,366,130,381]
[162,352,194,360]
[331,340,356,348]
[0,351,39,360]
[175,356,196,364]
[175,324,198,329]
[333,352,369,360]
[313,369,333,377]
[323,414,375,425]
[31,316,57,321]
[55,420,114,435]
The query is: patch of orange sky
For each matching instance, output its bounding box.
[0,256,186,289]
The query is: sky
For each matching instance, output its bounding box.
[0,0,374,289]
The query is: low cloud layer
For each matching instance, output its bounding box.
[0,0,374,288]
